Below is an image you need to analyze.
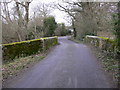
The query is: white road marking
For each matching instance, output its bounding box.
[68,78,72,86]
[74,78,78,88]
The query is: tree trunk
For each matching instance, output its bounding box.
[24,2,30,30]
[72,19,77,39]
[16,31,22,41]
[16,2,23,41]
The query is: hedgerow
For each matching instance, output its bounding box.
[2,37,58,63]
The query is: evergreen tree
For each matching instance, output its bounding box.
[43,16,57,37]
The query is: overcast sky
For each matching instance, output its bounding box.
[4,0,118,26]
[29,0,71,26]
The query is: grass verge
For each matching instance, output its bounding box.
[91,47,119,88]
[69,37,119,88]
[2,53,45,80]
[2,44,58,86]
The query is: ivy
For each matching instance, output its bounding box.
[113,2,120,58]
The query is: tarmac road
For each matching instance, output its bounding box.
[4,36,114,88]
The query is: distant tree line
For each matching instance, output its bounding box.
[57,1,120,58]
[55,23,71,36]
[57,2,117,40]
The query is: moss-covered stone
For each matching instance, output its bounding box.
[2,36,58,63]
[85,35,116,55]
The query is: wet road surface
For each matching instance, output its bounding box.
[4,37,113,88]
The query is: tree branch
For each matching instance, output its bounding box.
[58,4,76,20]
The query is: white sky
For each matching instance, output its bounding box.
[3,0,118,25]
[30,0,71,26]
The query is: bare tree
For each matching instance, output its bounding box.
[1,0,33,43]
[34,3,51,18]
[14,0,33,29]
[27,3,52,39]
[57,2,79,38]
[57,1,117,39]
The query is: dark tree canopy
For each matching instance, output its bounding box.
[43,16,57,37]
